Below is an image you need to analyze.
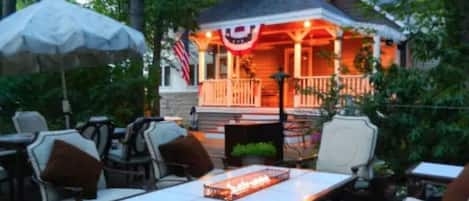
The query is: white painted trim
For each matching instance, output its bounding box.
[199,8,406,41]
[159,86,199,93]
[196,106,321,116]
[360,0,405,28]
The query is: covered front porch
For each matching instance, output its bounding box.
[192,18,402,108]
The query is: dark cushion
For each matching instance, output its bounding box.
[41,140,103,199]
[159,136,214,177]
[443,164,469,201]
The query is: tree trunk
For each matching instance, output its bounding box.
[2,0,16,18]
[151,25,164,116]
[128,0,145,116]
[129,0,144,32]
[456,0,469,43]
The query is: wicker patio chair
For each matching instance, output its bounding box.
[107,117,164,179]
[144,121,224,189]
[279,115,378,188]
[27,130,145,201]
[77,116,114,160]
[12,111,49,133]
[0,150,14,201]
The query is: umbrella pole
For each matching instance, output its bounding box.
[61,69,71,128]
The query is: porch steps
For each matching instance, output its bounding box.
[197,112,317,145]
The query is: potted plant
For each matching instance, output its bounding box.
[231,142,277,165]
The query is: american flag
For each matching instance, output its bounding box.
[173,32,191,85]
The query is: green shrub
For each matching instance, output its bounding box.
[231,142,277,158]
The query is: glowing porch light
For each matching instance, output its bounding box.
[303,20,311,28]
[205,31,213,38]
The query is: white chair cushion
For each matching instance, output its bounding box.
[316,115,377,179]
[27,130,107,201]
[144,121,187,179]
[12,111,48,133]
[62,188,145,201]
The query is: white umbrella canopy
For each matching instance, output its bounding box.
[0,0,148,127]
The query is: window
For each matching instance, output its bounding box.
[161,66,171,87]
[189,64,197,86]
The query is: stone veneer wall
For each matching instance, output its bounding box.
[159,92,198,124]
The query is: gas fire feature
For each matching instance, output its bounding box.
[203,168,290,201]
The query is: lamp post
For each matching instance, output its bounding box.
[270,70,290,124]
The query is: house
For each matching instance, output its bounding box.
[159,0,406,140]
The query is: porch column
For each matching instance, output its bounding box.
[191,34,211,106]
[198,50,206,82]
[227,51,234,78]
[215,46,220,79]
[334,30,343,85]
[293,41,302,107]
[226,51,234,106]
[288,29,310,108]
[372,35,381,73]
[235,56,241,79]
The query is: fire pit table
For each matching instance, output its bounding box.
[120,165,356,201]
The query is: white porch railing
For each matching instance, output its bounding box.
[296,76,332,108]
[339,75,373,96]
[200,79,262,107]
[296,75,373,107]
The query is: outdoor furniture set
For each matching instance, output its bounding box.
[0,113,466,201]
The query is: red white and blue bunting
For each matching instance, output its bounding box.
[219,24,264,55]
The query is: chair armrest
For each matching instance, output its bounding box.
[103,166,145,177]
[103,166,152,190]
[31,175,83,198]
[152,160,192,181]
[351,157,376,175]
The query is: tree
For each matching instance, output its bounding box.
[354,0,469,175]
[129,0,143,31]
[144,0,216,115]
[2,0,16,18]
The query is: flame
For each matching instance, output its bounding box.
[226,175,271,194]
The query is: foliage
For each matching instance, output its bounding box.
[373,161,395,177]
[231,142,277,158]
[0,64,146,132]
[87,0,217,115]
[359,65,469,175]
[294,0,469,177]
[355,0,469,176]
[296,75,346,132]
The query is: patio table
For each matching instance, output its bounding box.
[119,165,356,201]
[112,127,127,139]
[0,133,36,201]
[408,162,464,184]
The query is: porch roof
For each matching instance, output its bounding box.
[198,0,405,41]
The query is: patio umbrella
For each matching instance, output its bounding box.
[0,0,147,128]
